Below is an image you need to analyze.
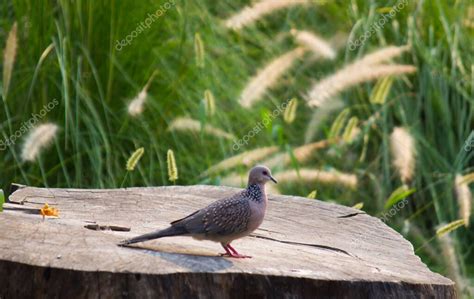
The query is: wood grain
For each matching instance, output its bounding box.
[0,184,455,298]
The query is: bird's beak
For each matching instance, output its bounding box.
[269,175,278,184]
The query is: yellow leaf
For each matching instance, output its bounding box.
[40,203,59,218]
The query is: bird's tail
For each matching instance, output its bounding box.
[119,225,188,246]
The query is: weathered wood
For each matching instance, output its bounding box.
[0,184,455,298]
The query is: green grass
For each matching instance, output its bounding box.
[1,0,473,295]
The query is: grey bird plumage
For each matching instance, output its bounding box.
[119,165,277,258]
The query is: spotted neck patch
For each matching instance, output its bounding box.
[246,184,264,202]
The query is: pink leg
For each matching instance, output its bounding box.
[226,244,252,258]
[219,244,234,257]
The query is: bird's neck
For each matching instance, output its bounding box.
[246,183,266,202]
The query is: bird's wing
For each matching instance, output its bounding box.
[170,209,201,225]
[177,191,251,236]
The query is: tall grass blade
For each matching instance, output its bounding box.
[0,189,4,212]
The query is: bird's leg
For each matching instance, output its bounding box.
[219,244,251,258]
[219,244,233,257]
[227,244,252,258]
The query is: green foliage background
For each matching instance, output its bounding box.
[0,0,473,295]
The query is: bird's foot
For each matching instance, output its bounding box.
[220,244,252,258]
[232,253,252,258]
[219,252,252,258]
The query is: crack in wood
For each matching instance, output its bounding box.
[250,235,353,257]
[256,228,282,234]
[337,212,366,218]
[84,224,131,232]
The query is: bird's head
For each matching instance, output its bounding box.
[248,165,277,185]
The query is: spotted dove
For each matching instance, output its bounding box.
[119,165,277,258]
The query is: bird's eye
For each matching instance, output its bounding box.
[262,171,268,175]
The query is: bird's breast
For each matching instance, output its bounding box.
[247,200,267,232]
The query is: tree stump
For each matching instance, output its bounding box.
[0,184,455,298]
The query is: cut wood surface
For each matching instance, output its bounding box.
[0,184,455,298]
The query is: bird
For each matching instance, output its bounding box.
[119,165,277,258]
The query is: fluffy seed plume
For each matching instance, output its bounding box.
[127,71,157,117]
[263,139,334,168]
[194,33,205,68]
[239,47,305,108]
[168,117,235,140]
[305,45,413,107]
[203,89,216,116]
[221,172,281,194]
[127,90,148,117]
[220,172,246,187]
[126,147,144,171]
[202,146,279,176]
[465,6,474,28]
[390,127,416,184]
[283,98,298,124]
[350,45,411,69]
[265,183,281,195]
[455,174,472,227]
[167,149,178,182]
[436,219,466,237]
[21,123,59,162]
[304,98,344,143]
[276,168,358,189]
[438,234,465,295]
[291,29,336,60]
[458,172,474,185]
[307,64,416,107]
[224,0,310,30]
[3,22,18,101]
